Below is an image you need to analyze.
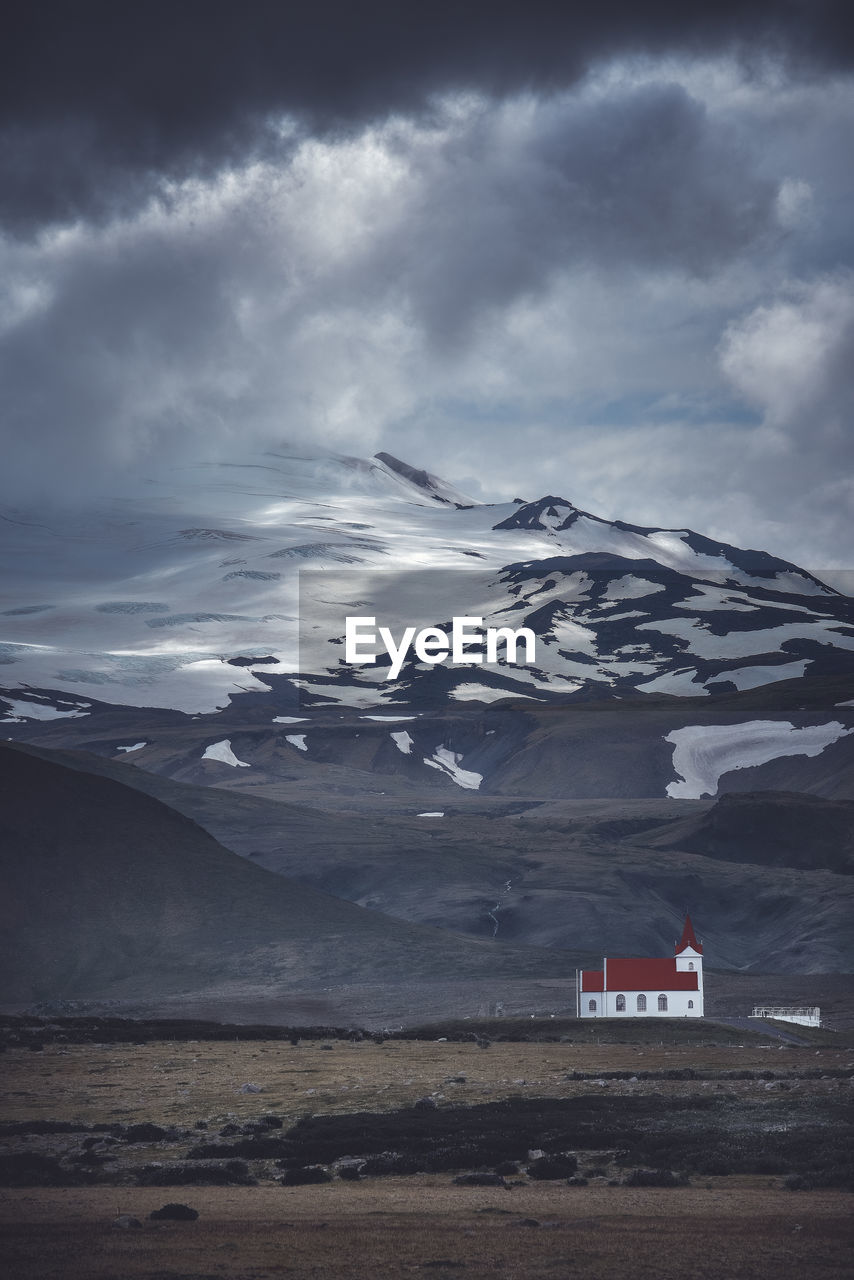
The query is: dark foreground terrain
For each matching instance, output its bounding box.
[1,1016,852,1278]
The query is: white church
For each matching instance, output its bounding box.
[577,915,704,1018]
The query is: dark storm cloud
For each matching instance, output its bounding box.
[2,0,852,233]
[369,83,777,343]
[0,78,783,503]
[2,3,853,568]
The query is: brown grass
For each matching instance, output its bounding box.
[4,1038,852,1129]
[0,1183,852,1279]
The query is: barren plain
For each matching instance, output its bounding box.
[1,1018,852,1279]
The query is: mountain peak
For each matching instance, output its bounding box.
[373,452,476,508]
[493,494,579,533]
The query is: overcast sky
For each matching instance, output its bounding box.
[2,2,853,570]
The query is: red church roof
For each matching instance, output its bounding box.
[675,913,702,955]
[580,970,604,992]
[606,957,699,991]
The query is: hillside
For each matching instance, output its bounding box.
[0,743,571,1007]
[6,741,854,977]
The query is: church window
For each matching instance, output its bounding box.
[616,995,626,1012]
[688,962,694,970]
[658,994,668,1011]
[588,999,597,1013]
[637,994,647,1012]
[688,1000,694,1009]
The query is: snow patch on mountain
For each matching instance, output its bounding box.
[360,714,417,721]
[637,617,854,660]
[116,742,147,753]
[273,716,308,724]
[203,739,251,767]
[665,720,852,798]
[0,697,90,720]
[391,730,413,754]
[604,575,666,601]
[706,659,811,690]
[424,746,482,790]
[451,682,537,702]
[286,734,308,751]
[636,669,709,696]
[550,617,599,656]
[2,654,279,715]
[645,531,738,576]
[770,572,832,597]
[673,585,758,613]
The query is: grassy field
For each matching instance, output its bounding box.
[1,1020,852,1278]
[3,1035,853,1128]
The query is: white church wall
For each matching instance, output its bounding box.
[577,981,704,1018]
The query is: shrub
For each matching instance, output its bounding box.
[256,1115,284,1130]
[150,1202,199,1220]
[136,1160,254,1186]
[622,1168,688,1188]
[526,1154,578,1180]
[423,1145,485,1173]
[188,1137,293,1159]
[360,1153,426,1176]
[121,1123,168,1143]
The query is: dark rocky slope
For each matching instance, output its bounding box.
[0,743,571,1005]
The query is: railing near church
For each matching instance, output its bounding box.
[750,1006,821,1027]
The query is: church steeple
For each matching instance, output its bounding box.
[675,913,702,955]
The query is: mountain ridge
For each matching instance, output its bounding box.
[1,446,852,808]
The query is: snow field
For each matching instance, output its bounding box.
[664,720,852,799]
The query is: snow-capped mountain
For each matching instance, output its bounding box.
[1,447,853,801]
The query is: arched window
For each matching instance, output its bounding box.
[588,999,597,1013]
[658,994,668,1011]
[637,994,647,1012]
[688,1000,694,1009]
[615,994,626,1012]
[688,962,694,970]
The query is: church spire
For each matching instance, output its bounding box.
[675,913,702,955]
